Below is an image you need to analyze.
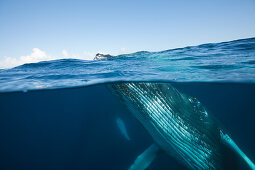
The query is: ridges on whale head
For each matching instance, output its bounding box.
[108,82,225,169]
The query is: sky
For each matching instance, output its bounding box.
[0,0,255,68]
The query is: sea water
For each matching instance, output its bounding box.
[0,38,255,169]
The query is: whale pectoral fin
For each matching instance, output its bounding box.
[129,144,159,170]
[220,131,255,170]
[116,117,131,141]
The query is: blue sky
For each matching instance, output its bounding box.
[0,0,255,68]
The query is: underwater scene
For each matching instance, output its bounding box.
[0,38,255,170]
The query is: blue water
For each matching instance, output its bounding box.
[0,37,255,92]
[0,38,255,170]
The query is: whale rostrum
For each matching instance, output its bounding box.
[108,82,255,170]
[93,53,113,60]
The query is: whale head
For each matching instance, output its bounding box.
[94,53,113,60]
[108,82,227,169]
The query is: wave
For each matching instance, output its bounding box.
[0,37,254,92]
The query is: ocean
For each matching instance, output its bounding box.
[0,37,255,170]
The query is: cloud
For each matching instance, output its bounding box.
[0,47,129,69]
[20,48,51,63]
[0,57,22,69]
[62,50,68,57]
[0,48,51,69]
[120,47,126,53]
[0,48,97,69]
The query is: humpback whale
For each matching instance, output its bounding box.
[94,53,113,60]
[108,82,255,169]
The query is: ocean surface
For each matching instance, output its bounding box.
[0,37,255,170]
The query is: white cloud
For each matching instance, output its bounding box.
[0,47,129,69]
[0,48,51,69]
[0,57,21,69]
[62,50,68,57]
[0,48,97,69]
[21,48,51,62]
[120,47,126,53]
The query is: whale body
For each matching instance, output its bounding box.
[108,82,255,169]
